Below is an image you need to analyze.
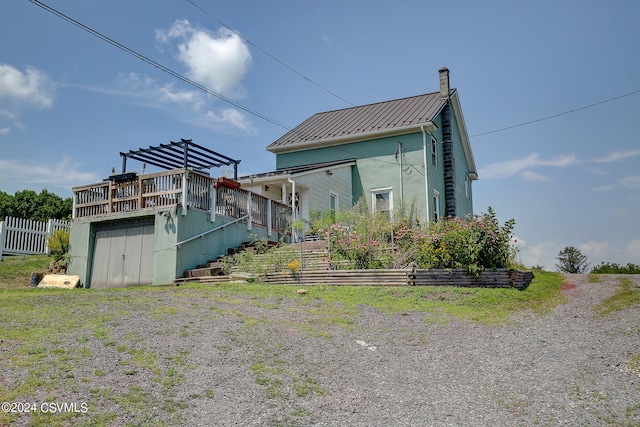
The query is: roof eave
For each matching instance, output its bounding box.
[267,121,437,154]
[450,92,478,180]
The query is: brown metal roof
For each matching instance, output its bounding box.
[267,90,453,153]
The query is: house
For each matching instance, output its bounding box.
[67,139,291,288]
[238,68,477,228]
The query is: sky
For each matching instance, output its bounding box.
[1,0,639,270]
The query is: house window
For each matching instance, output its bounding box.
[330,192,338,221]
[433,190,440,221]
[431,136,437,168]
[371,188,393,215]
[465,174,470,199]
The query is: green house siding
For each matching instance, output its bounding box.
[69,208,283,288]
[276,130,449,221]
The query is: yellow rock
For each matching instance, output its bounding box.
[296,289,307,294]
[37,274,81,289]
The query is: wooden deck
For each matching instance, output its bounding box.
[72,169,291,232]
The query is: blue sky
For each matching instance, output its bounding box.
[1,0,639,269]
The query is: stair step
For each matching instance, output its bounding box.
[184,267,224,278]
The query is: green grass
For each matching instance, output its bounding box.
[0,257,566,425]
[199,270,565,325]
[595,278,640,316]
[0,254,51,289]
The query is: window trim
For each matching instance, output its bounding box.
[431,136,437,168]
[329,191,338,219]
[433,190,440,221]
[371,187,393,215]
[464,174,470,199]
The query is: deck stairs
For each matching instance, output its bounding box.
[174,241,340,285]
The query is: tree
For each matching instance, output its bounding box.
[0,189,72,221]
[556,246,590,273]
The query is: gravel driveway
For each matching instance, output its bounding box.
[4,274,640,426]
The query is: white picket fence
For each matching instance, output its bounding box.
[0,216,70,261]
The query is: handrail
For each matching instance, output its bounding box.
[174,215,248,248]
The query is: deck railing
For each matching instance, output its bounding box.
[73,169,291,233]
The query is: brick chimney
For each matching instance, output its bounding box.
[439,67,450,97]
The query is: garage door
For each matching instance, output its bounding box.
[90,218,155,289]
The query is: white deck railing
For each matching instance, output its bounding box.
[72,169,291,233]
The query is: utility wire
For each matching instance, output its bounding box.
[471,88,640,137]
[27,0,295,132]
[25,1,640,153]
[185,0,356,107]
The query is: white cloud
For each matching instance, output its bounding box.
[593,149,640,163]
[479,152,578,180]
[156,20,252,97]
[0,63,54,108]
[187,108,255,134]
[518,241,560,270]
[579,240,610,259]
[627,240,640,260]
[0,158,100,193]
[0,126,10,137]
[521,170,551,183]
[619,175,640,190]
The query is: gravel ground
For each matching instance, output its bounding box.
[3,274,640,426]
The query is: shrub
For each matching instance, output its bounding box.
[323,203,516,272]
[47,228,70,262]
[45,228,70,269]
[556,246,589,273]
[591,262,640,274]
[400,207,516,272]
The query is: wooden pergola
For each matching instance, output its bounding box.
[119,138,240,179]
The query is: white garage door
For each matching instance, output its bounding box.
[90,219,155,289]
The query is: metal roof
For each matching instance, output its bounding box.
[267,90,452,153]
[238,159,356,181]
[120,138,241,178]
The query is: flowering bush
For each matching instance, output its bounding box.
[406,208,516,272]
[318,202,516,272]
[287,259,301,272]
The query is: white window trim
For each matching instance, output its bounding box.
[464,174,470,199]
[329,191,339,214]
[433,190,440,221]
[431,136,438,169]
[371,187,393,215]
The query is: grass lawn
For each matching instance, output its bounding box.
[0,256,568,426]
[0,255,50,290]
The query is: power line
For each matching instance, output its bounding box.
[27,0,295,132]
[185,0,356,107]
[471,89,640,137]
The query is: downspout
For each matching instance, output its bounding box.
[398,141,404,208]
[287,177,297,243]
[421,126,431,223]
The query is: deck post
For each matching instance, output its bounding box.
[181,170,188,216]
[247,193,252,231]
[138,175,144,210]
[210,184,216,222]
[267,200,272,237]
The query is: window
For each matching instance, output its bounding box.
[330,192,338,221]
[371,188,393,215]
[465,174,470,199]
[433,190,440,221]
[431,136,437,168]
